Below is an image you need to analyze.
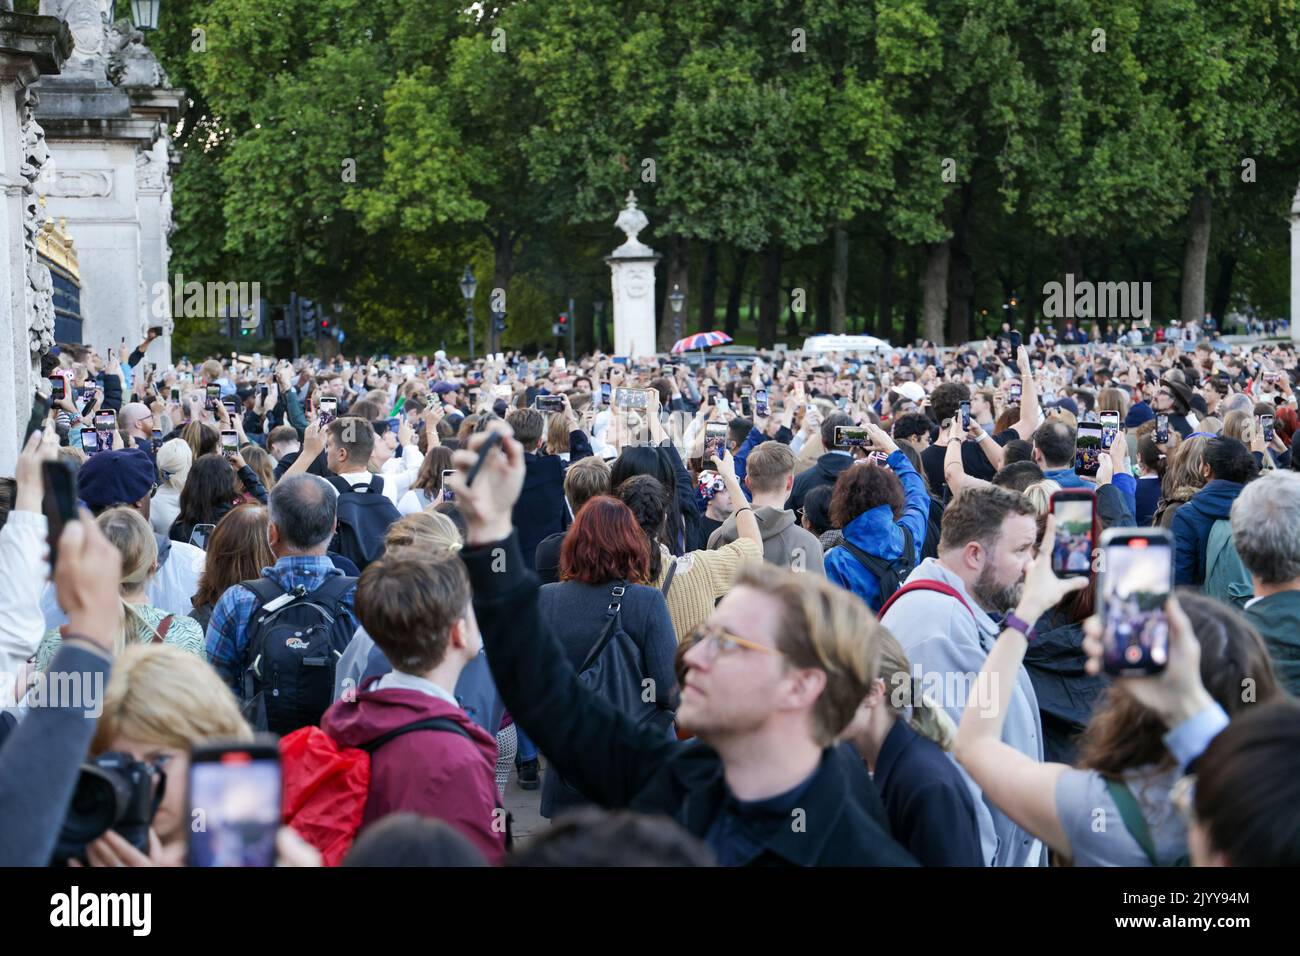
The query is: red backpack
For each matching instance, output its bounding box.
[279,717,477,866]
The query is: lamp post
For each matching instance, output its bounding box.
[594,297,606,353]
[129,0,162,30]
[459,266,478,361]
[669,284,685,343]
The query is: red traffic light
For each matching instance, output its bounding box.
[558,313,568,325]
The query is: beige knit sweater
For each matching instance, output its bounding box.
[652,538,764,643]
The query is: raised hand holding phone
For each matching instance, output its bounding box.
[53,514,122,651]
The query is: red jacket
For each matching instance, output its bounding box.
[320,686,505,864]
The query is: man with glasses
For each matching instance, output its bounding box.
[450,422,915,866]
[119,402,158,461]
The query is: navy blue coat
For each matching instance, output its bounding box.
[874,720,984,866]
[1171,479,1244,586]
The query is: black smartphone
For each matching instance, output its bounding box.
[1260,414,1275,443]
[259,384,268,400]
[835,426,871,448]
[441,468,456,502]
[707,384,720,402]
[220,429,239,458]
[960,400,971,430]
[206,383,220,411]
[1075,422,1103,477]
[1008,381,1022,404]
[1155,414,1169,445]
[186,738,281,868]
[535,395,565,413]
[754,388,769,418]
[318,396,338,426]
[42,459,79,571]
[1050,489,1096,578]
[740,387,752,418]
[704,422,727,461]
[80,428,101,455]
[151,428,164,452]
[50,374,67,402]
[1100,410,1120,450]
[24,392,49,444]
[1098,528,1172,676]
[148,325,164,338]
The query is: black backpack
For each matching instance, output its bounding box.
[240,576,358,735]
[837,525,917,607]
[327,474,400,570]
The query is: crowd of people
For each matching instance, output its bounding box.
[1,322,1298,867]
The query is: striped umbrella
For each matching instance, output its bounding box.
[671,330,733,354]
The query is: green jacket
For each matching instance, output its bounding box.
[1243,590,1300,697]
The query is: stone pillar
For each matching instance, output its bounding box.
[34,2,181,360]
[0,12,70,475]
[605,191,660,359]
[1291,182,1300,344]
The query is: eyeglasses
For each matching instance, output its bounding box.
[687,625,780,662]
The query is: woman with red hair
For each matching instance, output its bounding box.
[535,495,678,819]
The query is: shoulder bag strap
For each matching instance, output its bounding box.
[361,716,472,754]
[660,559,677,597]
[1104,777,1160,867]
[578,582,626,674]
[150,614,175,645]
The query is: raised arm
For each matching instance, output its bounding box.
[1012,346,1039,441]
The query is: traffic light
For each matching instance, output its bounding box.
[493,311,506,335]
[298,297,317,338]
[552,312,568,337]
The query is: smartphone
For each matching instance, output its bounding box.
[78,388,97,416]
[42,459,79,570]
[612,356,629,366]
[259,384,268,400]
[1098,528,1172,676]
[754,388,769,418]
[441,469,456,502]
[1260,414,1275,443]
[704,422,727,461]
[535,395,565,413]
[170,386,181,403]
[93,409,116,435]
[835,426,871,448]
[960,400,971,430]
[318,397,338,426]
[615,387,648,409]
[189,523,216,550]
[151,428,163,452]
[1100,410,1121,450]
[186,738,282,868]
[740,387,752,418]
[148,325,164,338]
[80,428,101,455]
[707,384,720,402]
[1050,489,1096,578]
[1009,330,1022,351]
[600,381,612,406]
[1008,381,1022,404]
[50,374,67,402]
[222,399,239,419]
[1155,414,1169,445]
[220,429,239,457]
[1075,421,1103,477]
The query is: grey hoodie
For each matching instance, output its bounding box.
[707,505,826,577]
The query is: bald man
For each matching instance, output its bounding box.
[120,402,157,459]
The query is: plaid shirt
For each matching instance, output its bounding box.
[204,555,357,694]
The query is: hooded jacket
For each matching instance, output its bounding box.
[785,451,854,513]
[823,450,930,612]
[707,506,826,576]
[1171,479,1245,586]
[320,684,505,864]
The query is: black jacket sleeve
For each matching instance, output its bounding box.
[1097,483,1133,529]
[237,463,269,504]
[99,372,123,413]
[568,429,593,464]
[463,531,680,808]
[0,642,111,865]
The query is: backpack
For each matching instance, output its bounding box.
[280,717,511,866]
[836,525,917,608]
[326,474,400,570]
[240,576,358,736]
[1203,519,1254,609]
[1104,777,1189,867]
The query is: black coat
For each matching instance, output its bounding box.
[786,452,854,514]
[513,453,568,572]
[463,532,916,866]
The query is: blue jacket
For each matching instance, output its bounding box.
[824,450,930,612]
[1171,479,1245,586]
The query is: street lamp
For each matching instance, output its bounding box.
[460,266,477,361]
[129,0,162,31]
[669,284,685,340]
[594,297,606,352]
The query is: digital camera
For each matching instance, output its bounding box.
[52,751,164,865]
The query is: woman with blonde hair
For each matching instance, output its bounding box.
[36,507,205,670]
[75,644,252,865]
[1221,409,1275,472]
[150,438,192,536]
[1153,434,1209,528]
[181,420,218,462]
[840,626,985,866]
[383,509,462,553]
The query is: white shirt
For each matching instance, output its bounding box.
[374,670,459,708]
[0,511,49,706]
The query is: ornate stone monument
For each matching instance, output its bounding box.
[605,191,660,358]
[0,11,71,473]
[33,0,181,362]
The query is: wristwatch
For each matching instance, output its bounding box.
[1002,612,1036,641]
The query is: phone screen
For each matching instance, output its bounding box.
[319,398,337,426]
[755,389,769,418]
[835,426,871,448]
[42,460,79,570]
[1261,415,1275,442]
[170,387,181,403]
[1075,423,1103,477]
[616,387,648,409]
[960,401,971,430]
[704,423,727,461]
[536,395,565,413]
[1051,495,1095,577]
[1009,381,1022,403]
[600,382,612,405]
[1100,533,1171,675]
[186,743,281,868]
[50,375,67,401]
[189,523,216,550]
[441,469,456,502]
[1100,411,1120,449]
[80,429,101,455]
[221,430,239,455]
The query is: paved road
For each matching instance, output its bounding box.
[503,756,547,847]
